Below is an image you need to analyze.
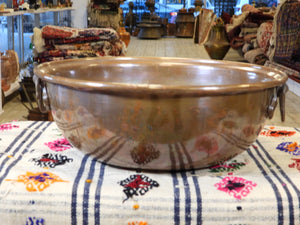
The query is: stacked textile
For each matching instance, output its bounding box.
[32,25,127,63]
[243,20,273,65]
[227,4,274,65]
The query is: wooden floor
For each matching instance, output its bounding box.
[1,37,300,127]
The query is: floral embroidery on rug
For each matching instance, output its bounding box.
[276,142,300,156]
[260,130,296,137]
[0,123,19,131]
[119,174,159,202]
[31,153,73,168]
[289,158,300,171]
[44,138,72,151]
[127,221,148,225]
[215,176,257,199]
[6,172,67,192]
[209,160,246,173]
[52,128,63,136]
[26,216,45,225]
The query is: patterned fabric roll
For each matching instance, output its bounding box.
[257,21,273,55]
[244,48,268,65]
[33,26,127,63]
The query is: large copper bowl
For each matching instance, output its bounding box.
[34,57,288,171]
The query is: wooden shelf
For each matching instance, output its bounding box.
[0,7,75,64]
[0,6,76,109]
[3,79,20,97]
[0,7,75,16]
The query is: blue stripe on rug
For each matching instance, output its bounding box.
[247,146,284,224]
[172,171,180,225]
[71,154,89,225]
[257,139,299,224]
[181,171,191,225]
[82,159,97,224]
[0,121,38,160]
[191,170,202,225]
[0,121,50,185]
[94,163,106,225]
[170,143,180,224]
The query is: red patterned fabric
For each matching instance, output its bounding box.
[34,26,127,63]
[42,25,75,39]
[257,21,273,55]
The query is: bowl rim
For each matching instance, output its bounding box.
[34,56,288,97]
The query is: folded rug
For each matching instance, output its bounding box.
[32,26,127,63]
[35,40,125,63]
[257,21,273,55]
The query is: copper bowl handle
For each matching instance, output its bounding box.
[33,75,51,113]
[279,84,288,122]
[267,84,288,122]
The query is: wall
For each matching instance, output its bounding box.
[72,0,89,28]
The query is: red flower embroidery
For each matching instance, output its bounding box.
[260,130,296,137]
[215,176,257,199]
[289,158,300,171]
[44,138,72,151]
[0,123,19,131]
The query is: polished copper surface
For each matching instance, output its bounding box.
[34,57,288,171]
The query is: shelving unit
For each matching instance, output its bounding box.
[0,7,75,64]
[0,7,75,109]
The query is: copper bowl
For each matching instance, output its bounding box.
[34,57,288,171]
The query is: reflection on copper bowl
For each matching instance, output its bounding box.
[34,57,288,171]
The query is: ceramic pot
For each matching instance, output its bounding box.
[204,21,230,60]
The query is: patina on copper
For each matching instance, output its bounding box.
[34,57,288,171]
